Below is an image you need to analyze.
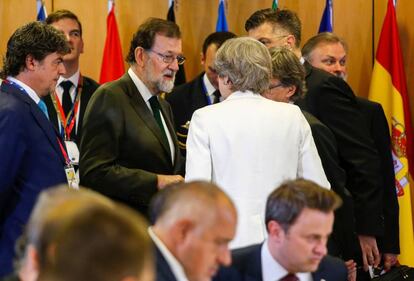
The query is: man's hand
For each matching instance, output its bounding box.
[383,253,398,271]
[345,259,357,281]
[156,174,184,189]
[358,235,380,271]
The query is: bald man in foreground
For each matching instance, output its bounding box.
[150,181,237,281]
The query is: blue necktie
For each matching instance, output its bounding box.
[38,99,49,120]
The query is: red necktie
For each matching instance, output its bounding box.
[279,273,299,281]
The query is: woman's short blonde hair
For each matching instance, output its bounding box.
[214,37,272,94]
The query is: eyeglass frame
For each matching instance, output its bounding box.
[146,49,186,65]
[269,83,285,90]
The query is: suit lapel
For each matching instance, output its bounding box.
[43,95,60,132]
[77,77,93,140]
[121,74,172,160]
[3,83,65,164]
[244,245,263,281]
[192,73,210,110]
[155,245,178,281]
[158,100,180,166]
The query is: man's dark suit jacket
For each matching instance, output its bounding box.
[302,111,358,260]
[44,75,99,146]
[356,97,399,254]
[79,73,183,217]
[0,82,67,277]
[297,62,383,237]
[165,73,211,156]
[155,243,178,281]
[213,244,348,281]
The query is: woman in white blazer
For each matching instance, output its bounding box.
[185,37,329,248]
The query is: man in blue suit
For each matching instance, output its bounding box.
[214,179,348,281]
[0,21,70,277]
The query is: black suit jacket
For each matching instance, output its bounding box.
[302,111,358,260]
[213,244,348,281]
[297,62,383,237]
[44,75,99,146]
[356,97,399,254]
[165,73,211,156]
[79,73,183,216]
[155,243,178,281]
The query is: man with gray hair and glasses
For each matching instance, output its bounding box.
[80,18,184,218]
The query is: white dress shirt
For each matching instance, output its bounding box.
[261,241,312,281]
[202,73,218,104]
[7,76,40,104]
[128,68,175,164]
[148,227,189,281]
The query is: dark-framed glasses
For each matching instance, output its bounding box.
[147,49,186,65]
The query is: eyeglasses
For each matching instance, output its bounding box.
[269,83,285,90]
[147,49,186,65]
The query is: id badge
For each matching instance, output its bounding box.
[65,165,79,189]
[65,140,79,165]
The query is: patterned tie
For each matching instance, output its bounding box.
[149,96,168,145]
[38,99,49,120]
[212,90,221,104]
[279,273,299,281]
[60,80,73,116]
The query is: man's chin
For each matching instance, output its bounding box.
[307,260,323,272]
[158,80,175,93]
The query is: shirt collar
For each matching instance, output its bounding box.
[261,241,312,281]
[7,76,40,104]
[148,227,190,281]
[300,56,305,64]
[203,73,217,97]
[128,67,154,103]
[262,241,288,281]
[58,69,80,88]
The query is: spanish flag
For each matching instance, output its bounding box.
[368,0,414,266]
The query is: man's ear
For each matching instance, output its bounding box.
[80,38,84,54]
[134,47,146,67]
[171,219,194,244]
[201,52,206,65]
[267,220,285,242]
[285,34,296,50]
[25,55,37,71]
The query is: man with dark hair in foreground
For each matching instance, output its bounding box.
[0,21,70,277]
